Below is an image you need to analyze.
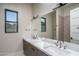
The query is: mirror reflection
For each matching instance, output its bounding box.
[57,3,79,45]
[41,17,46,32]
[32,11,56,40]
[31,3,79,45]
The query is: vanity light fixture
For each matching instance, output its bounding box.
[26,15,39,31]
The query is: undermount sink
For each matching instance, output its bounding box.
[45,46,71,56]
[45,45,79,56]
[30,39,52,49]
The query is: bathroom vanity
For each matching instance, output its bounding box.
[23,38,79,56]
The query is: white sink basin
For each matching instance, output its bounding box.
[45,46,71,56]
[30,39,52,49]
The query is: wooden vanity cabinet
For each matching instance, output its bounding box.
[23,40,48,56]
[23,40,37,56]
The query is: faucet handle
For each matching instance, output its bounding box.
[63,42,67,49]
[64,45,66,49]
[55,42,58,47]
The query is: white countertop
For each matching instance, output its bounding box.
[24,38,79,56]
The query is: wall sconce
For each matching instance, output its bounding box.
[31,15,39,21]
[26,15,39,31]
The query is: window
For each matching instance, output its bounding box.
[41,17,46,32]
[5,9,18,33]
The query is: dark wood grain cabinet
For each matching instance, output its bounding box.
[23,40,48,56]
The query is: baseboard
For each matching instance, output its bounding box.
[0,50,24,56]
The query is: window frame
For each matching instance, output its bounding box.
[41,17,46,32]
[5,9,18,33]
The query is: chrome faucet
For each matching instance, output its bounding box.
[32,33,38,39]
[55,40,66,49]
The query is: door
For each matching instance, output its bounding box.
[70,7,79,44]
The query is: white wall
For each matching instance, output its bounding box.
[0,3,32,55]
[32,3,57,17]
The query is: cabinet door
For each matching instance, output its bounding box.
[70,7,79,44]
[23,40,37,56]
[23,41,30,55]
[27,44,37,56]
